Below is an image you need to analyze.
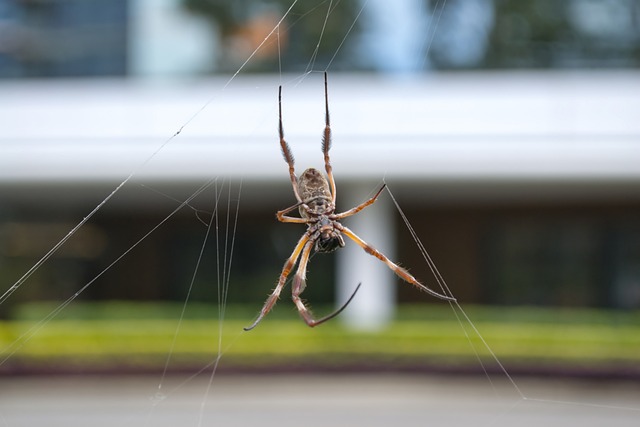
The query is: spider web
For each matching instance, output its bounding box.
[0,1,639,426]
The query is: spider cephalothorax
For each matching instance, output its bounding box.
[244,73,455,331]
[313,215,345,253]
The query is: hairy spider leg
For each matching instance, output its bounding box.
[291,239,361,327]
[334,184,386,219]
[276,201,308,224]
[279,86,303,203]
[244,233,310,331]
[339,225,456,302]
[322,72,337,204]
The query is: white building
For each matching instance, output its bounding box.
[1,71,640,328]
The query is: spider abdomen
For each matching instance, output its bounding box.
[298,167,333,216]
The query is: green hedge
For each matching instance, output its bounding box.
[1,302,639,373]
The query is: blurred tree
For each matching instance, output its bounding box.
[185,0,640,72]
[182,0,360,72]
[479,0,640,69]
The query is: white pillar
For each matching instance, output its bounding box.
[358,0,431,73]
[336,182,395,330]
[128,0,218,77]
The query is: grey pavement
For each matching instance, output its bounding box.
[1,374,639,426]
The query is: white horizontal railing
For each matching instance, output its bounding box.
[1,72,638,189]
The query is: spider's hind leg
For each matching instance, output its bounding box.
[244,233,310,331]
[292,240,361,327]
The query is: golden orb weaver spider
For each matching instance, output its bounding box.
[244,73,455,331]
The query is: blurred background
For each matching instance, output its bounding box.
[1,0,640,392]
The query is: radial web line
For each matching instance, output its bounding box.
[420,0,448,69]
[325,0,368,70]
[220,180,242,329]
[384,184,526,400]
[157,180,225,390]
[0,178,217,367]
[196,180,242,427]
[1,171,137,306]
[305,0,334,73]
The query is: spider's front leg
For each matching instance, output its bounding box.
[321,72,337,203]
[278,86,303,203]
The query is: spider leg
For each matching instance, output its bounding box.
[292,238,361,327]
[334,184,386,219]
[276,201,311,224]
[339,225,456,302]
[279,86,303,203]
[302,283,361,327]
[244,233,310,331]
[321,72,337,204]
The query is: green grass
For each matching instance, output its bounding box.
[1,302,639,372]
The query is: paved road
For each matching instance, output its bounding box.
[1,374,639,427]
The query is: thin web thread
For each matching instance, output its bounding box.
[420,0,448,70]
[386,184,640,414]
[325,0,369,71]
[156,180,225,390]
[0,178,217,367]
[143,180,244,425]
[384,184,525,400]
[197,180,242,427]
[305,0,334,73]
[0,174,136,306]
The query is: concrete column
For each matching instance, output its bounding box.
[336,182,395,330]
[128,0,218,76]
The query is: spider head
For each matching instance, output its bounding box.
[314,218,345,253]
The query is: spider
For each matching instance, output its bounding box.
[244,72,455,331]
